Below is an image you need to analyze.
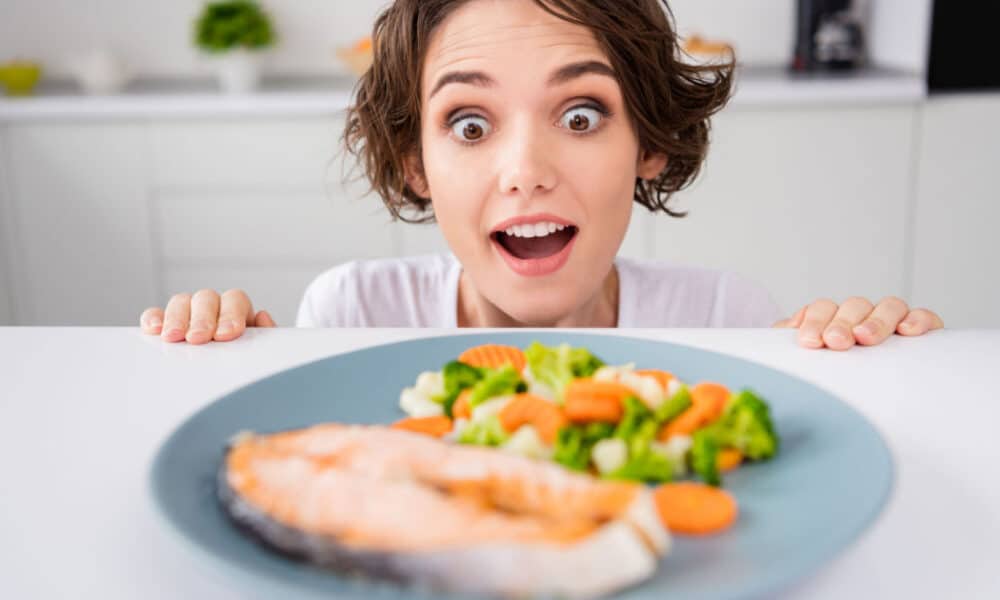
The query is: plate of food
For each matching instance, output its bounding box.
[150,332,893,599]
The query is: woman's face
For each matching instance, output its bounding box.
[410,0,666,324]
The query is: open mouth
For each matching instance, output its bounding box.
[492,224,578,260]
[489,218,580,277]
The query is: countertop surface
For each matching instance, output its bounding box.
[0,327,996,599]
[0,66,926,122]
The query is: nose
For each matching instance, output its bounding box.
[496,122,558,199]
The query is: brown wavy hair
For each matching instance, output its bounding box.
[343,0,735,223]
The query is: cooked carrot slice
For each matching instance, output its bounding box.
[563,379,634,423]
[391,415,453,438]
[452,389,473,420]
[692,382,730,422]
[654,482,739,535]
[498,393,567,444]
[635,369,674,391]
[658,381,731,441]
[717,448,744,472]
[458,344,527,371]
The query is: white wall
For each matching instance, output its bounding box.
[0,0,388,78]
[0,0,932,79]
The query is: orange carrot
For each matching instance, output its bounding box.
[658,381,731,441]
[635,369,675,391]
[653,482,739,535]
[458,344,527,372]
[391,415,453,438]
[691,382,730,422]
[498,393,568,444]
[717,448,744,472]
[563,379,634,423]
[452,389,473,420]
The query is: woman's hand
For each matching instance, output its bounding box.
[773,296,943,350]
[139,289,276,344]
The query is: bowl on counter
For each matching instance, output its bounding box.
[0,60,43,96]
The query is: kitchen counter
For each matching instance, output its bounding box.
[0,66,925,122]
[0,327,996,599]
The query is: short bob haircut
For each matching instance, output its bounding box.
[344,0,735,223]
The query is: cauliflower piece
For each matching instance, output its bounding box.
[502,425,552,460]
[591,438,628,475]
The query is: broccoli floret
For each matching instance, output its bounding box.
[689,388,779,486]
[602,396,676,483]
[468,365,526,408]
[524,342,604,401]
[613,396,652,441]
[654,384,692,423]
[435,360,485,417]
[553,422,615,471]
[457,415,509,447]
[689,428,721,486]
[608,449,675,484]
[714,389,779,460]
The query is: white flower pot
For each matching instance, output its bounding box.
[216,49,260,94]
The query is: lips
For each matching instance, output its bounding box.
[489,214,579,277]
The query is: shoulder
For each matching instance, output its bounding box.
[296,254,459,327]
[616,257,781,327]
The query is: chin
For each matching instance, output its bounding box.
[490,285,583,327]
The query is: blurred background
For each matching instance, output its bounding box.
[0,0,996,327]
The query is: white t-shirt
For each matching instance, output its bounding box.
[295,253,783,328]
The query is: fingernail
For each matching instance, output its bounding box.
[854,321,879,337]
[799,332,822,347]
[163,328,183,339]
[189,320,210,333]
[216,321,233,335]
[825,327,848,343]
[148,317,162,328]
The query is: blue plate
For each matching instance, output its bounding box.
[151,332,893,599]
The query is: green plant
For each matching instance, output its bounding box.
[194,1,275,53]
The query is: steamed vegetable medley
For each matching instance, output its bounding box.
[393,342,779,488]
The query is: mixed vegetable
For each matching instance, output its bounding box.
[391,341,780,534]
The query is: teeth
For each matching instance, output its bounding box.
[500,221,570,239]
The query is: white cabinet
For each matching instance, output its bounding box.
[0,126,14,325]
[912,95,1000,328]
[650,105,916,317]
[4,122,157,325]
[1,96,995,327]
[145,117,399,325]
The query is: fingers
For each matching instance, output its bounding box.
[254,310,277,328]
[772,305,807,329]
[214,289,253,342]
[852,296,910,346]
[896,308,945,336]
[139,307,165,335]
[797,299,838,349]
[186,289,221,345]
[822,296,875,351]
[161,293,193,343]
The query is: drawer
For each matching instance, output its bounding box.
[154,189,397,262]
[150,118,346,188]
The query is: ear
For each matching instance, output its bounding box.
[636,149,668,181]
[403,152,430,198]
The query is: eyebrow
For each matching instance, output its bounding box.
[428,60,617,99]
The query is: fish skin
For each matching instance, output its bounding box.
[218,425,670,599]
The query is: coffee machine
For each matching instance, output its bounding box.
[792,0,866,71]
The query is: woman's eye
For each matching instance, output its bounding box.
[450,115,491,142]
[560,106,603,132]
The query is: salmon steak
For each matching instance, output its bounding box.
[219,423,671,598]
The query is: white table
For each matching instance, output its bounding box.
[1,328,997,599]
